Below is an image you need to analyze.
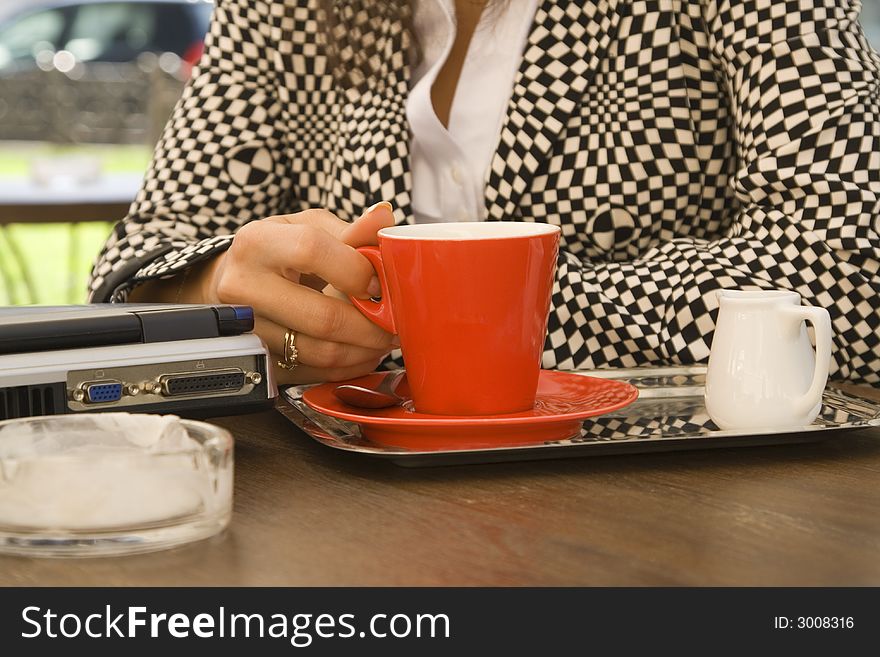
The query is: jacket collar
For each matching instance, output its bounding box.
[485,0,622,220]
[354,0,621,224]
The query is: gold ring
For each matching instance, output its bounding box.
[277,329,299,370]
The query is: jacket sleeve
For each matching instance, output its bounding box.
[544,0,880,383]
[88,0,291,302]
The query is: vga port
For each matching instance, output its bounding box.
[159,369,246,397]
[84,381,123,403]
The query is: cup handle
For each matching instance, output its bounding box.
[349,246,396,334]
[784,304,832,419]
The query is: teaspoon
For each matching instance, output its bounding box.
[334,370,406,409]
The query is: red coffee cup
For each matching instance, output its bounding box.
[350,222,560,416]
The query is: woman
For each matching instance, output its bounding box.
[89,0,880,385]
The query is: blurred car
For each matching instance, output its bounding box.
[864,0,880,49]
[0,0,213,145]
[0,0,214,74]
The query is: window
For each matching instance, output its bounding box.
[63,3,155,63]
[0,9,66,66]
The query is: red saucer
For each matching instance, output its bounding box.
[302,370,639,450]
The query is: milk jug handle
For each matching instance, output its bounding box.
[783,305,832,419]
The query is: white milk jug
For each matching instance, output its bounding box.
[705,290,832,430]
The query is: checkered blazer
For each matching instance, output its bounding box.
[88,0,880,383]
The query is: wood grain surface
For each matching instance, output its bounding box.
[2,387,880,586]
[0,202,131,224]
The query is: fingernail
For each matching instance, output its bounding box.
[367,276,381,298]
[365,201,393,216]
[391,335,401,347]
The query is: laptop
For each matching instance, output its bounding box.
[0,304,276,420]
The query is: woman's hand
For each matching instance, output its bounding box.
[141,203,396,384]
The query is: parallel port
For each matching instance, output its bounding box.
[159,369,246,397]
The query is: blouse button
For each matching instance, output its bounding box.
[450,166,463,185]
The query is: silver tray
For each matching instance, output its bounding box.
[276,366,880,467]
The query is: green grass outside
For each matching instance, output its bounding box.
[0,222,115,304]
[0,141,152,305]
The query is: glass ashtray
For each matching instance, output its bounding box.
[0,413,233,558]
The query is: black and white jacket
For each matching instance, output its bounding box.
[89,0,880,383]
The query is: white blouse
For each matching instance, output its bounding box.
[408,0,539,224]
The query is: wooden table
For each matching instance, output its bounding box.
[2,387,880,586]
[0,173,141,224]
